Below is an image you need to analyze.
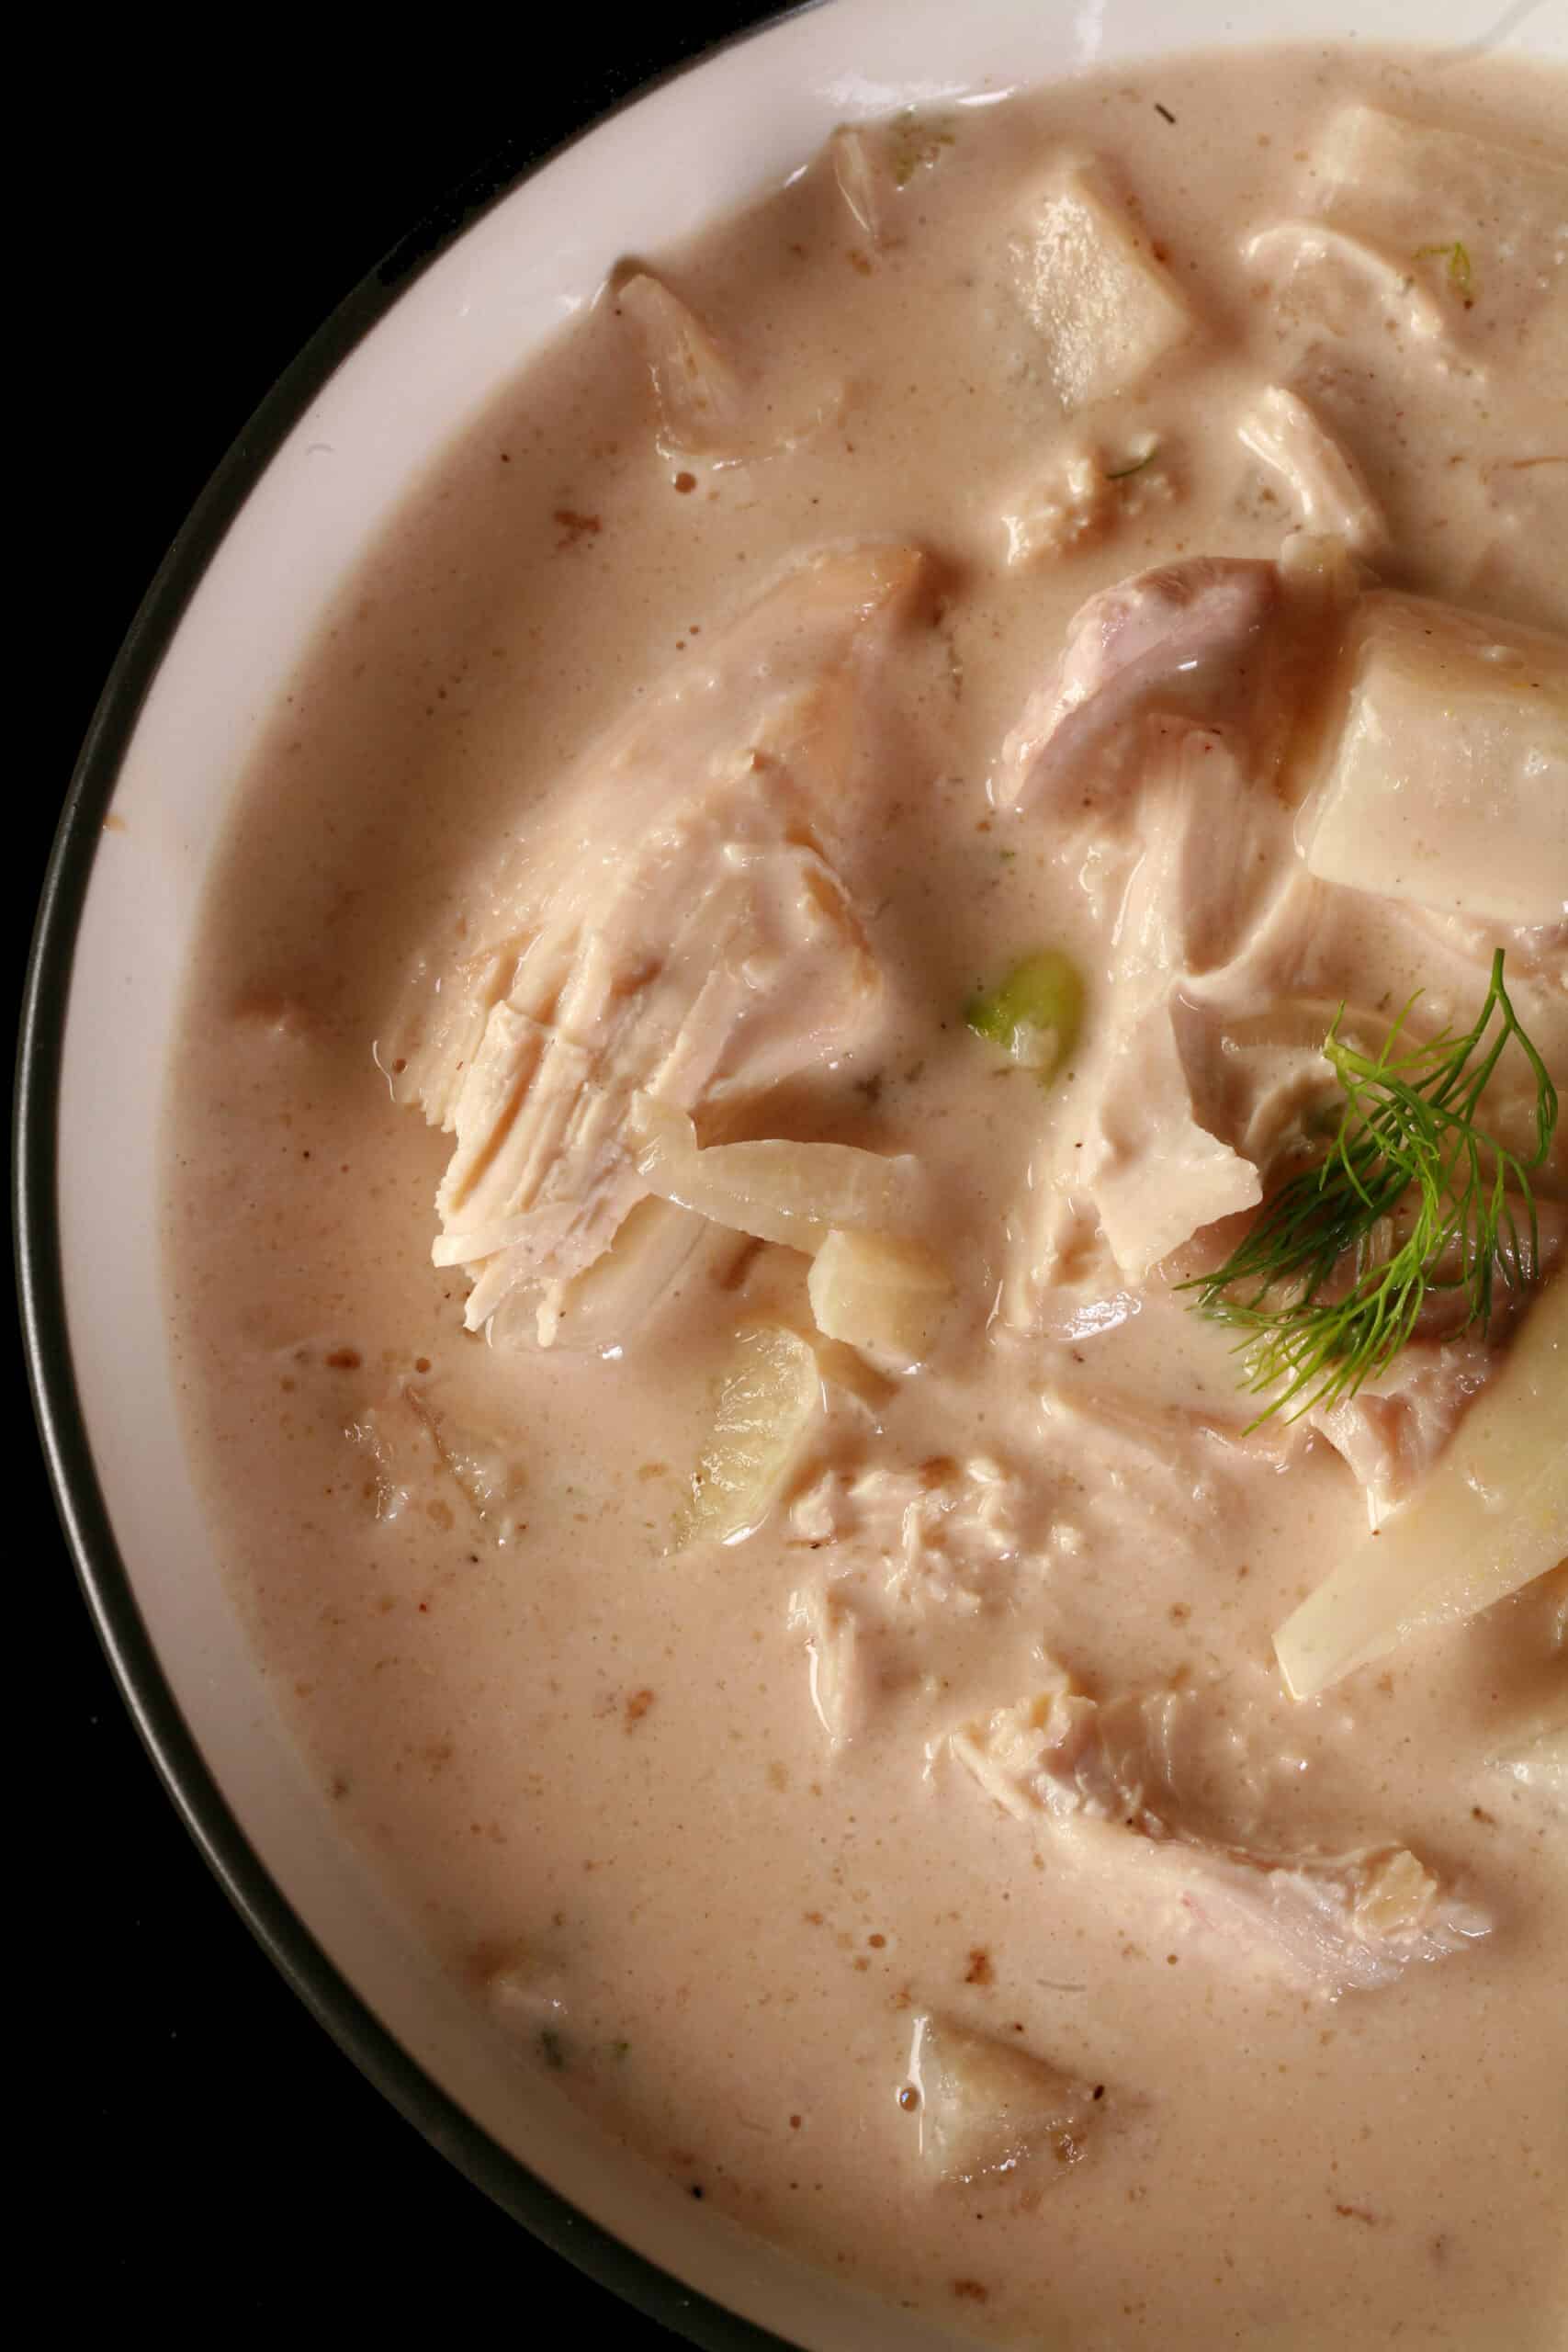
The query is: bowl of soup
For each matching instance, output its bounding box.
[22,0,1567,2344]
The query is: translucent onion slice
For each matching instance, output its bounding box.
[1236,384,1386,555]
[830,125,897,246]
[675,1324,821,1549]
[615,270,746,456]
[631,1093,923,1254]
[1275,1275,1568,1699]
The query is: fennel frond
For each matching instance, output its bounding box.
[1183,952,1558,1422]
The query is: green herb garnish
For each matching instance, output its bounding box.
[1414,240,1474,299]
[965,950,1083,1082]
[1183,952,1556,1424]
[889,108,956,187]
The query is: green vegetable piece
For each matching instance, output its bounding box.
[1414,240,1475,299]
[1182,951,1557,1425]
[965,951,1083,1082]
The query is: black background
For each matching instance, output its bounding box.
[33,7,790,2332]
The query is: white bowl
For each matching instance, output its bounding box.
[21,1,1564,2343]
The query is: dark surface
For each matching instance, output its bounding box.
[34,11,791,2328]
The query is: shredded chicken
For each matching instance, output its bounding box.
[1237,385,1386,554]
[994,548,1557,1317]
[1309,1335,1505,1531]
[995,557,1280,816]
[789,1453,1035,1616]
[387,544,927,1338]
[998,437,1179,569]
[951,1679,1492,1996]
[995,560,1313,1293]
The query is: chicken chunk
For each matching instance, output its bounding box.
[991,550,1518,1306]
[1004,708,1292,1292]
[788,1453,1035,1617]
[950,1677,1191,1831]
[1070,1006,1263,1285]
[951,1680,1491,1996]
[1307,1338,1497,1531]
[1033,1374,1244,1567]
[996,557,1280,815]
[1276,1275,1568,1700]
[1304,1208,1567,1532]
[998,435,1179,569]
[389,544,927,1336]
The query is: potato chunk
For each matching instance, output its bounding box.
[807,1228,952,1371]
[1013,160,1193,409]
[1320,106,1568,363]
[1275,1277,1568,1699]
[908,2013,1100,2184]
[1302,593,1568,926]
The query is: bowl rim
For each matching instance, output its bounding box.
[17,11,813,2346]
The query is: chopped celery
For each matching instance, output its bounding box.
[965,950,1083,1081]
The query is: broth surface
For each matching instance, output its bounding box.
[167,43,1567,2348]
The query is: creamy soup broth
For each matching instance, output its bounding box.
[166,42,1567,2350]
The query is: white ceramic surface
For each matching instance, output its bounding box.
[35,2,1565,2344]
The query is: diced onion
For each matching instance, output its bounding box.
[631,1093,923,1253]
